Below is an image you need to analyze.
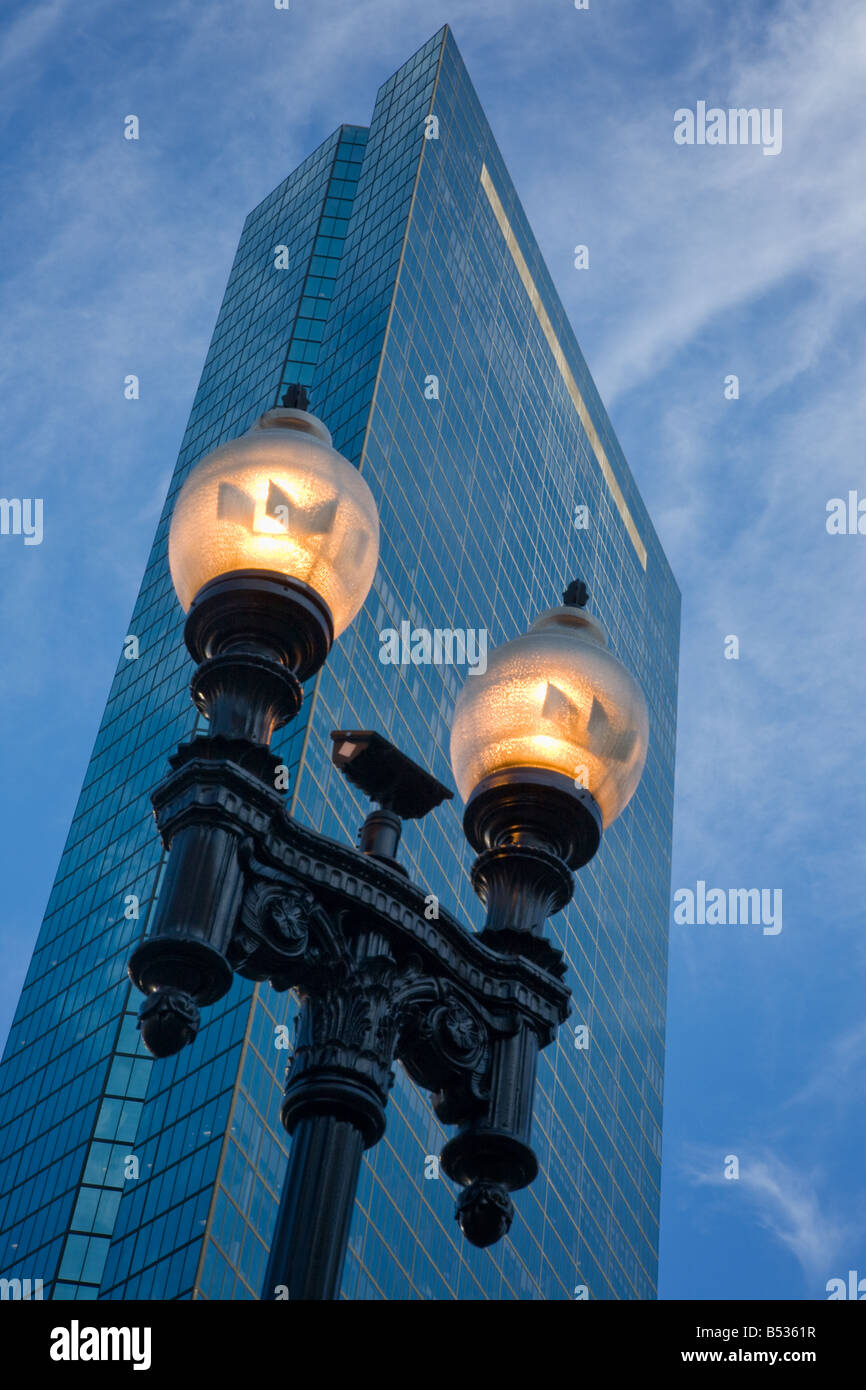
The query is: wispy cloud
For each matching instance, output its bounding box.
[787,1021,866,1112]
[685,1145,850,1281]
[532,0,866,407]
[0,0,68,74]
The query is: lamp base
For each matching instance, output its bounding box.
[182,570,334,744]
[463,767,602,869]
[184,569,334,681]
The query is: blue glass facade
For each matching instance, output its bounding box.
[0,27,678,1301]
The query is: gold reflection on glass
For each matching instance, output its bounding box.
[168,409,380,637]
[449,605,648,828]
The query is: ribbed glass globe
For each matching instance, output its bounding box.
[168,408,379,637]
[449,604,649,829]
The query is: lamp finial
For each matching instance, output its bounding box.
[562,579,589,609]
[281,383,309,411]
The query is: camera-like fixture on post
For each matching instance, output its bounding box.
[331,730,453,870]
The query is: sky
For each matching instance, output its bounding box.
[0,0,864,1302]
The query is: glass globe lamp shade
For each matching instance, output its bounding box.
[168,407,379,638]
[449,603,648,831]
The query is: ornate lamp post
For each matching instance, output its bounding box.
[127,391,649,1300]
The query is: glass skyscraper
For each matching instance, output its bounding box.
[0,26,678,1301]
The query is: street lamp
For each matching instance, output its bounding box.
[127,392,649,1299]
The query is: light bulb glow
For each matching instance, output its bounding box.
[449,605,649,829]
[168,410,379,637]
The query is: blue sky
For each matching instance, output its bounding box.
[1,0,864,1301]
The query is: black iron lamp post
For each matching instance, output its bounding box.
[127,391,649,1300]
